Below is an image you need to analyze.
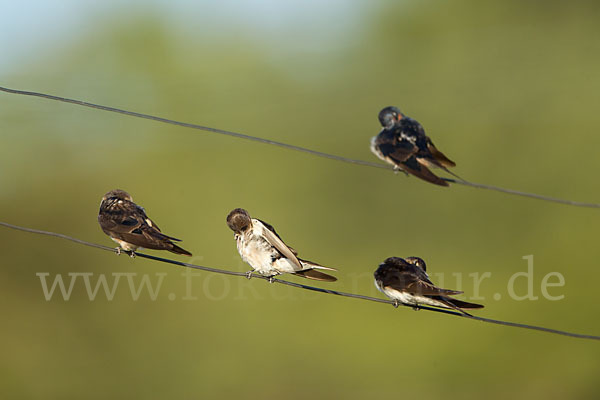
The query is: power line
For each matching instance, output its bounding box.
[2,221,599,342]
[0,86,385,170]
[1,85,599,209]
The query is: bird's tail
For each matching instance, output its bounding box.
[433,296,484,316]
[293,269,337,282]
[447,298,484,309]
[294,259,337,281]
[299,258,337,272]
[440,166,468,183]
[169,243,192,256]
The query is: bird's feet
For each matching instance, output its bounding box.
[392,166,408,176]
[393,300,400,308]
[267,275,276,283]
[115,247,136,258]
[245,271,253,280]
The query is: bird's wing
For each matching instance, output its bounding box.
[98,202,144,234]
[384,264,462,296]
[403,118,456,169]
[134,205,184,242]
[255,219,303,271]
[376,132,417,163]
[398,157,449,186]
[425,137,456,168]
[404,279,463,296]
[134,204,163,233]
[375,128,449,186]
[432,296,484,310]
[99,202,179,249]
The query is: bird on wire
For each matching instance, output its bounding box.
[226,208,337,282]
[370,106,459,186]
[374,256,483,315]
[98,189,192,257]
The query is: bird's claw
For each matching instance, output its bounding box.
[267,275,276,283]
[245,271,253,280]
[393,300,400,308]
[393,166,408,176]
[115,247,135,258]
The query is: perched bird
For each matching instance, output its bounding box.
[98,189,192,256]
[370,106,457,186]
[226,208,337,282]
[374,256,483,315]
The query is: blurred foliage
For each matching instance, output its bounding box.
[1,0,600,398]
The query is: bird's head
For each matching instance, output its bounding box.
[405,256,427,272]
[100,189,133,208]
[226,208,252,234]
[378,106,403,129]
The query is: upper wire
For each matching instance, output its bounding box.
[2,221,599,342]
[1,85,598,209]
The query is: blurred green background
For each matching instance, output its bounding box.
[1,0,600,398]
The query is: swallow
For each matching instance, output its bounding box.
[374,256,483,315]
[98,189,192,257]
[370,106,459,186]
[226,208,337,282]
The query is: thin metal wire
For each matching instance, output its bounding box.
[2,221,599,341]
[0,86,387,169]
[443,178,600,208]
[1,85,598,208]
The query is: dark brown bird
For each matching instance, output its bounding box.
[98,189,192,256]
[370,106,458,186]
[226,208,337,282]
[374,256,483,315]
